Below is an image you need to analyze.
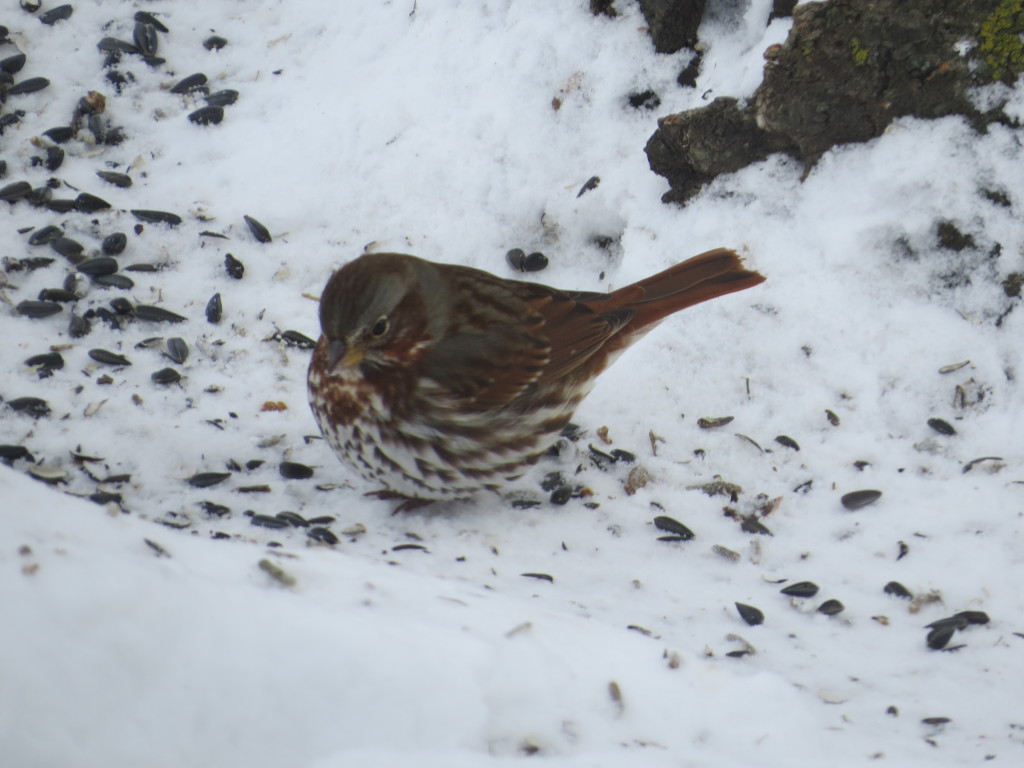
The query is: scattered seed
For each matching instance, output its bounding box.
[825,409,840,426]
[8,77,50,95]
[236,484,271,494]
[841,489,882,510]
[96,170,132,188]
[27,224,63,245]
[75,192,111,213]
[188,105,223,125]
[134,304,187,323]
[43,147,64,171]
[279,329,316,349]
[711,544,741,562]
[151,367,181,384]
[133,21,158,56]
[549,486,572,505]
[505,249,528,272]
[780,581,819,598]
[276,511,309,527]
[521,572,554,582]
[0,53,26,73]
[279,461,314,479]
[89,349,132,366]
[39,4,73,24]
[0,180,32,201]
[962,456,1004,473]
[77,257,118,276]
[92,273,134,289]
[927,417,956,436]
[164,337,188,364]
[740,516,773,536]
[131,209,182,226]
[205,292,222,324]
[653,515,695,540]
[205,88,238,107]
[170,72,208,94]
[203,35,228,50]
[0,445,31,462]
[199,501,230,517]
[305,526,338,545]
[25,352,64,371]
[735,602,764,626]
[8,397,50,417]
[522,251,548,271]
[187,471,231,488]
[68,313,90,337]
[818,599,844,616]
[884,581,913,599]
[244,214,272,243]
[775,435,800,450]
[938,360,969,374]
[47,199,76,213]
[926,625,955,650]
[698,416,733,429]
[16,300,63,318]
[97,37,139,54]
[956,610,990,625]
[134,10,169,32]
[922,717,951,726]
[28,464,66,483]
[393,543,428,552]
[577,176,600,197]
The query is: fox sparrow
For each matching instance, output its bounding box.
[308,249,765,507]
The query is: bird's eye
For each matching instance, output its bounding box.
[371,317,389,337]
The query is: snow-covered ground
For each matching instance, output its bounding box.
[2,1,1023,765]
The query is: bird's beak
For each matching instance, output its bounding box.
[327,339,364,370]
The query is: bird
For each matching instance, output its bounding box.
[307,248,765,509]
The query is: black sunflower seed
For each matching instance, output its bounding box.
[96,170,132,188]
[101,232,127,255]
[927,417,956,436]
[68,313,90,337]
[205,292,222,323]
[250,514,289,529]
[735,602,764,626]
[243,214,271,243]
[165,337,188,364]
[610,448,636,463]
[279,461,314,479]
[926,614,969,632]
[26,186,52,206]
[926,625,955,650]
[8,397,50,417]
[109,298,133,314]
[307,515,336,525]
[0,53,26,74]
[204,88,238,107]
[171,72,208,94]
[883,581,913,599]
[523,251,548,271]
[47,199,77,213]
[225,252,244,279]
[0,112,21,133]
[203,35,228,51]
[131,209,182,226]
[740,516,773,535]
[44,147,64,171]
[133,21,158,56]
[521,572,553,582]
[276,511,308,527]
[25,351,63,368]
[77,257,118,276]
[187,471,231,488]
[775,435,800,450]
[97,37,139,55]
[280,330,316,349]
[89,490,122,505]
[188,105,223,125]
[39,4,73,24]
[308,527,339,545]
[505,248,527,271]
[199,501,230,517]
[75,192,111,213]
[151,367,181,385]
[28,224,63,245]
[841,489,882,510]
[42,125,74,143]
[49,236,84,260]
[134,11,169,33]
[17,300,62,318]
[89,349,132,366]
[39,287,77,303]
[549,486,572,505]
[956,610,990,625]
[134,304,187,323]
[124,263,157,272]
[780,581,819,598]
[653,515,695,540]
[0,180,31,201]
[91,273,134,289]
[8,77,50,95]
[577,176,600,197]
[0,444,30,462]
[8,256,55,271]
[818,599,844,616]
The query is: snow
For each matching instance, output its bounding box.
[2,1,1024,766]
